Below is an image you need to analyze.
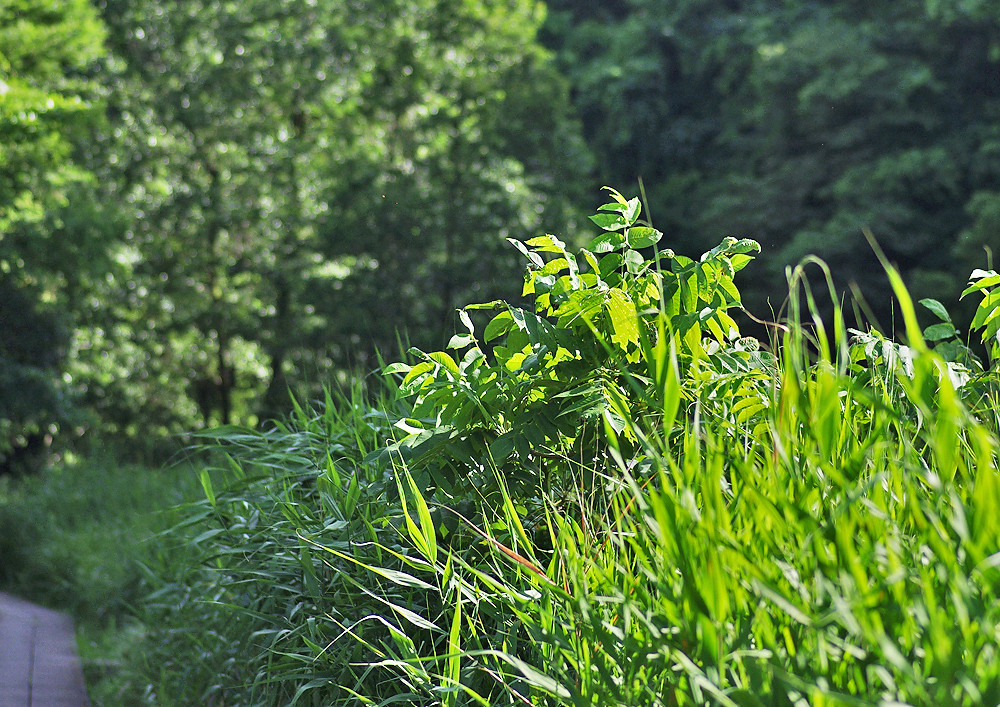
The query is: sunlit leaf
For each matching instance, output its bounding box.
[626,226,662,248]
[588,231,626,253]
[589,211,629,231]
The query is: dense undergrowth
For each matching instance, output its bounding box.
[117,189,1000,705]
[10,188,1000,705]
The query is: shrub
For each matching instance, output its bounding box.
[381,187,763,500]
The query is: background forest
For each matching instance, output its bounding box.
[4,0,1000,465]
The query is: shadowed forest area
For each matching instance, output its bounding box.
[3,1,1000,705]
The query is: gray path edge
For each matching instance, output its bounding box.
[0,592,90,707]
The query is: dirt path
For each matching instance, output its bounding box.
[0,592,90,707]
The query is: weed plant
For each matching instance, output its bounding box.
[134,189,1000,705]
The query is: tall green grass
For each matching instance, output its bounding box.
[125,193,1000,705]
[132,311,1000,703]
[124,385,422,705]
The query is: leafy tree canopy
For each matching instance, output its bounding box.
[81,0,591,433]
[541,0,1000,334]
[0,0,107,468]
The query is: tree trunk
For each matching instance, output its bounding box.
[260,274,291,423]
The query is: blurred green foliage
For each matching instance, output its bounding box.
[0,0,107,469]
[3,0,591,450]
[83,0,590,435]
[541,0,1000,330]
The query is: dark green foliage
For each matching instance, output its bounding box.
[0,281,71,473]
[3,0,592,447]
[541,0,1000,333]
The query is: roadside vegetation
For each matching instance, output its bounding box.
[0,451,204,703]
[6,1,1000,704]
[22,189,990,705]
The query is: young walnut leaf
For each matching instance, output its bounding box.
[588,231,626,253]
[626,226,662,249]
[919,298,952,323]
[606,289,639,350]
[590,211,630,231]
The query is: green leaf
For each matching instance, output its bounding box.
[554,383,610,419]
[984,303,1000,337]
[603,407,627,435]
[532,273,556,294]
[402,361,435,387]
[919,298,952,323]
[360,586,440,634]
[671,255,695,273]
[606,289,639,349]
[696,263,711,301]
[589,212,628,231]
[702,236,736,261]
[626,226,662,248]
[192,425,257,441]
[303,535,436,590]
[753,579,814,627]
[598,252,624,278]
[525,234,567,253]
[345,474,361,517]
[199,468,216,507]
[446,591,462,697]
[962,270,1000,297]
[510,308,557,347]
[681,272,698,312]
[623,197,641,225]
[729,237,761,254]
[718,277,742,304]
[541,257,570,276]
[495,654,571,699]
[580,249,602,278]
[971,289,1000,329]
[933,339,964,363]
[588,231,626,253]
[624,249,644,275]
[447,334,475,349]
[458,308,476,334]
[508,238,544,268]
[484,310,514,342]
[517,347,548,372]
[488,432,517,463]
[464,300,506,311]
[600,185,629,206]
[702,237,761,262]
[923,322,957,341]
[427,351,460,376]
[404,470,437,565]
